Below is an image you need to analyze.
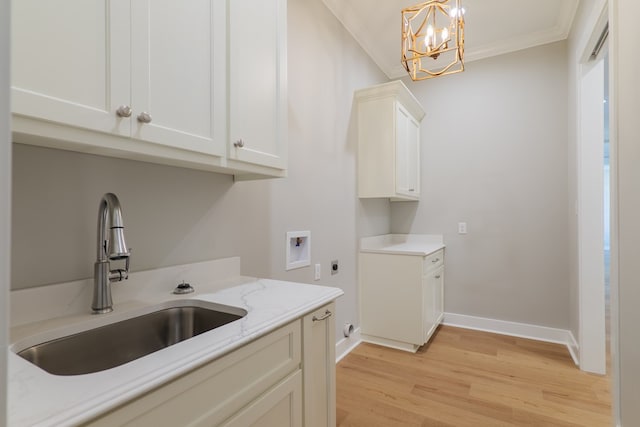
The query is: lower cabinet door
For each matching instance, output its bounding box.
[424,266,445,343]
[303,303,336,427]
[222,371,302,427]
[433,266,445,325]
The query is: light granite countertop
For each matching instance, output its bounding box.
[8,257,343,426]
[360,234,445,256]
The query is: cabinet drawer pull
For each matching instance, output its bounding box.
[434,275,441,279]
[409,189,415,192]
[432,258,440,263]
[312,310,332,322]
[137,111,152,123]
[116,105,132,118]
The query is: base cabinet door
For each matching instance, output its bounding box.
[423,265,444,342]
[303,303,336,427]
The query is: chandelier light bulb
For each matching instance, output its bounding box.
[426,24,434,37]
[449,7,457,18]
[425,24,435,47]
[441,27,449,41]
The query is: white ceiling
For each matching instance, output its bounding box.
[321,0,580,79]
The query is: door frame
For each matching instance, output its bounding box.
[577,50,607,375]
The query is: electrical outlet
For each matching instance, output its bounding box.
[314,263,321,281]
[331,260,339,275]
[458,222,467,234]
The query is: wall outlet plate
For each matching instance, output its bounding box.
[331,260,339,275]
[286,231,311,270]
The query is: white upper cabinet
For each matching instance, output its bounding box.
[227,0,287,170]
[12,0,131,137]
[11,0,286,179]
[129,0,225,156]
[355,80,425,201]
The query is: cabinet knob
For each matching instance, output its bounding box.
[409,189,415,192]
[234,139,245,148]
[312,310,332,322]
[435,275,441,279]
[115,105,132,118]
[137,112,152,124]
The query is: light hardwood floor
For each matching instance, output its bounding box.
[336,326,611,426]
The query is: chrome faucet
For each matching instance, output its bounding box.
[92,193,131,314]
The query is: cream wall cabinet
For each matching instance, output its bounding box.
[303,303,336,427]
[84,304,336,427]
[360,249,444,352]
[11,0,286,179]
[227,0,287,172]
[355,80,425,201]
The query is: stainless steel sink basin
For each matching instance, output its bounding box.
[16,300,247,376]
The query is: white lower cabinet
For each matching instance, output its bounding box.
[360,249,445,352]
[302,303,336,427]
[84,304,337,427]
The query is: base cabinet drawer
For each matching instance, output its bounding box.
[222,371,302,427]
[85,321,301,427]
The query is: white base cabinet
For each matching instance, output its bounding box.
[360,249,444,352]
[84,303,336,427]
[303,303,336,427]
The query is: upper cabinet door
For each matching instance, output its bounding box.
[12,0,131,137]
[395,103,421,198]
[130,0,225,156]
[227,0,287,170]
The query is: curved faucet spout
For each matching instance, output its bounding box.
[93,193,131,314]
[97,193,129,261]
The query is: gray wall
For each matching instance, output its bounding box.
[391,42,570,329]
[11,0,389,342]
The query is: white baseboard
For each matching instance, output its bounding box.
[444,312,580,365]
[335,327,361,363]
[566,330,580,366]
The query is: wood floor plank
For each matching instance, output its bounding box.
[336,326,612,426]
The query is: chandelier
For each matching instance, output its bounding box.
[401,0,465,81]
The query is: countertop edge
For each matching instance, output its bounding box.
[359,243,445,256]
